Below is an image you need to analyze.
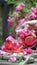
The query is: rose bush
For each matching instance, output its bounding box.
[2,2,37,53]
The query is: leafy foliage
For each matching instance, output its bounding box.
[25,0,37,7]
[5,0,37,6]
[5,0,25,5]
[5,0,37,17]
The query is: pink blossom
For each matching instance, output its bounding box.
[36,14,37,18]
[8,17,12,27]
[8,23,12,27]
[8,17,14,23]
[17,29,31,38]
[1,45,7,51]
[6,36,13,41]
[6,36,15,43]
[1,45,5,51]
[14,39,19,46]
[24,48,32,54]
[8,17,14,27]
[16,5,23,12]
[34,7,37,14]
[30,13,36,19]
[19,19,25,24]
[31,7,37,18]
[24,37,37,47]
[16,26,31,38]
[9,57,16,62]
[31,7,35,12]
[8,17,12,22]
[27,48,32,54]
[25,29,31,36]
[17,30,25,38]
[12,39,22,50]
[31,7,37,14]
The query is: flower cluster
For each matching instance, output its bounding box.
[1,25,37,53]
[8,17,15,27]
[30,6,37,19]
[1,36,23,52]
[16,2,25,12]
[16,25,31,38]
[2,2,37,54]
[23,48,32,54]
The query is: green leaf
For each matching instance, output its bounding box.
[5,0,25,5]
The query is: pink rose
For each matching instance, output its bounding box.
[31,6,37,18]
[24,36,37,47]
[19,19,25,24]
[16,5,23,12]
[18,30,25,38]
[17,30,30,38]
[8,23,12,27]
[8,17,14,27]
[30,13,36,19]
[25,29,31,36]
[16,26,31,38]
[24,48,32,54]
[6,36,15,44]
[36,14,37,18]
[8,17,14,23]
[1,45,5,51]
[31,7,37,14]
[27,48,32,54]
[9,57,16,62]
[31,7,35,12]
[8,17,12,22]
[6,36,13,41]
[1,45,7,51]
